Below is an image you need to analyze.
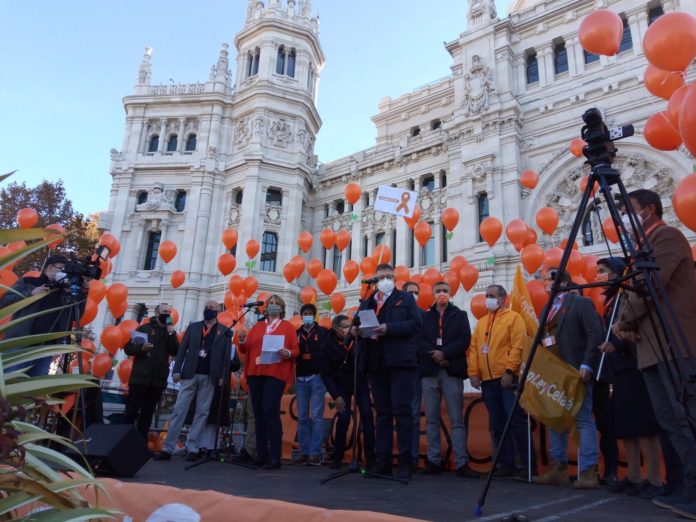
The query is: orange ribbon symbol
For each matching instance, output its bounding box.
[395,192,410,214]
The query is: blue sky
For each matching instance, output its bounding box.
[0,1,505,216]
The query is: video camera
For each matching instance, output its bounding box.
[580,108,634,167]
[51,245,110,291]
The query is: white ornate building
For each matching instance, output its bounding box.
[100,0,695,328]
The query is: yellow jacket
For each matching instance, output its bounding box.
[467,308,526,381]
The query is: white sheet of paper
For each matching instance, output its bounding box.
[358,309,380,338]
[259,335,284,364]
[374,186,418,218]
[130,331,148,344]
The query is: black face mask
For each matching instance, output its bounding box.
[203,308,218,321]
[158,313,171,325]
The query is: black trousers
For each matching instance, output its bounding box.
[592,381,618,475]
[123,384,164,441]
[369,368,415,465]
[247,376,285,464]
[333,377,375,463]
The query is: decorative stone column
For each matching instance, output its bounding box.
[158,119,167,153]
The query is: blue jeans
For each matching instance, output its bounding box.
[295,374,327,457]
[549,382,598,471]
[481,376,534,470]
[411,373,422,462]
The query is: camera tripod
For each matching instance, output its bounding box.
[475,108,696,515]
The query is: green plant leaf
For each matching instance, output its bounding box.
[0,479,99,517]
[446,232,454,240]
[2,345,84,370]
[0,333,75,353]
[351,213,359,221]
[5,375,98,403]
[17,507,116,521]
[0,231,66,271]
[0,170,17,183]
[486,256,496,267]
[0,299,83,333]
[24,443,94,480]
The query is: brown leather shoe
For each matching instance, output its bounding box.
[533,460,570,486]
[573,465,599,489]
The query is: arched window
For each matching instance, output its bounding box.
[174,190,186,212]
[526,52,539,84]
[553,41,568,75]
[246,51,253,77]
[411,126,421,137]
[477,192,489,242]
[619,16,633,53]
[648,3,664,25]
[287,49,296,78]
[276,46,296,77]
[143,231,161,270]
[260,232,278,272]
[581,212,595,246]
[251,48,260,76]
[335,200,345,215]
[276,46,286,75]
[148,135,159,153]
[167,134,178,152]
[420,222,435,266]
[137,191,148,204]
[185,134,197,151]
[332,248,342,275]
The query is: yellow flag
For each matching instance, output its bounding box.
[510,264,538,338]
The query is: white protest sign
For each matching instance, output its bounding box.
[374,186,418,218]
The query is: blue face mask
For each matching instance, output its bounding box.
[302,315,314,325]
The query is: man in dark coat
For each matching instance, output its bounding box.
[123,303,179,440]
[358,264,422,480]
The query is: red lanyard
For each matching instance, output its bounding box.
[201,324,212,348]
[265,319,281,335]
[438,312,444,339]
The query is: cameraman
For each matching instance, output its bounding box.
[1,254,88,376]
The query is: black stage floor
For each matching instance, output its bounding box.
[124,457,677,521]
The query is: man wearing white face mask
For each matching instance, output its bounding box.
[468,284,534,479]
[358,263,422,480]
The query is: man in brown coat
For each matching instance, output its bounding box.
[614,189,696,519]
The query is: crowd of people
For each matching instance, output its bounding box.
[3,189,696,519]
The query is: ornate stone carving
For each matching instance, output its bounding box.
[254,116,265,137]
[265,204,282,224]
[234,118,252,147]
[110,148,124,162]
[136,183,173,212]
[461,55,496,117]
[268,118,293,146]
[229,206,241,226]
[297,126,316,159]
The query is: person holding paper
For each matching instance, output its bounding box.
[358,264,422,480]
[238,295,299,469]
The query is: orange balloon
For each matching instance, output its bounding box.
[221,229,238,250]
[300,286,317,305]
[320,228,336,250]
[169,308,179,326]
[521,244,544,274]
[559,238,579,251]
[80,299,98,327]
[319,317,333,329]
[343,260,360,284]
[80,338,96,353]
[117,320,140,342]
[7,241,26,252]
[317,269,338,296]
[224,291,239,310]
[673,172,696,233]
[91,353,112,379]
[582,255,599,282]
[580,175,600,194]
[17,207,39,229]
[229,274,245,296]
[0,246,14,270]
[99,258,112,279]
[307,258,322,279]
[117,358,134,384]
[544,247,563,270]
[691,244,696,261]
[344,183,361,205]
[519,170,539,190]
[411,274,423,285]
[526,280,549,317]
[644,64,686,100]
[289,315,303,331]
[506,219,528,252]
[470,294,487,320]
[589,287,606,314]
[99,232,121,258]
[244,276,259,297]
[217,253,237,276]
[479,217,502,247]
[578,9,623,56]
[422,268,441,288]
[257,291,271,312]
[158,240,177,263]
[100,326,125,356]
[404,205,421,230]
[644,111,682,151]
[569,138,586,158]
[394,265,410,282]
[21,270,40,278]
[460,264,479,292]
[372,244,392,265]
[417,283,435,311]
[290,255,306,279]
[110,300,128,320]
[680,85,696,157]
[667,84,691,129]
[330,293,346,314]
[536,207,559,235]
[360,257,376,275]
[88,280,107,304]
[524,227,538,248]
[106,283,128,308]
[335,230,351,251]
[283,263,295,283]
[297,231,313,253]
[442,270,460,296]
[441,208,459,232]
[567,250,584,276]
[217,310,235,328]
[643,11,696,72]
[45,223,65,248]
[245,239,260,259]
[414,222,432,248]
[449,256,467,274]
[602,217,620,244]
[170,270,185,288]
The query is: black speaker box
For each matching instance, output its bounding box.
[65,424,150,477]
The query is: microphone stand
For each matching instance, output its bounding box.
[186,306,257,472]
[321,281,407,485]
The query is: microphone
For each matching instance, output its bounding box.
[361,277,379,284]
[242,301,264,308]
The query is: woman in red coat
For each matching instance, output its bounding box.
[238,295,299,469]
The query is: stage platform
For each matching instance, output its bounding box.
[124,456,676,521]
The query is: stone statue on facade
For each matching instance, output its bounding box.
[268,118,293,146]
[462,55,496,116]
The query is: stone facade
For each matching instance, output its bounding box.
[99,0,695,330]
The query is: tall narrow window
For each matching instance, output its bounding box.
[332,248,342,275]
[391,230,397,266]
[441,224,448,263]
[276,46,286,75]
[422,175,435,192]
[287,49,296,77]
[477,192,489,242]
[374,232,385,252]
[584,50,599,65]
[260,232,278,272]
[266,188,282,205]
[185,134,197,151]
[421,223,435,266]
[431,119,441,130]
[251,48,260,76]
[135,303,148,323]
[363,192,370,207]
[246,51,253,77]
[526,52,539,84]
[440,171,447,188]
[581,213,594,246]
[362,236,368,258]
[167,135,178,152]
[553,41,568,75]
[235,189,243,205]
[174,190,186,212]
[408,229,415,268]
[648,4,664,25]
[619,16,633,53]
[148,135,159,153]
[137,191,148,205]
[143,232,161,270]
[335,200,345,215]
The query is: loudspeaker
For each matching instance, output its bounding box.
[65,424,150,477]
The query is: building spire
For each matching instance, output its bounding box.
[137,47,152,85]
[212,43,230,84]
